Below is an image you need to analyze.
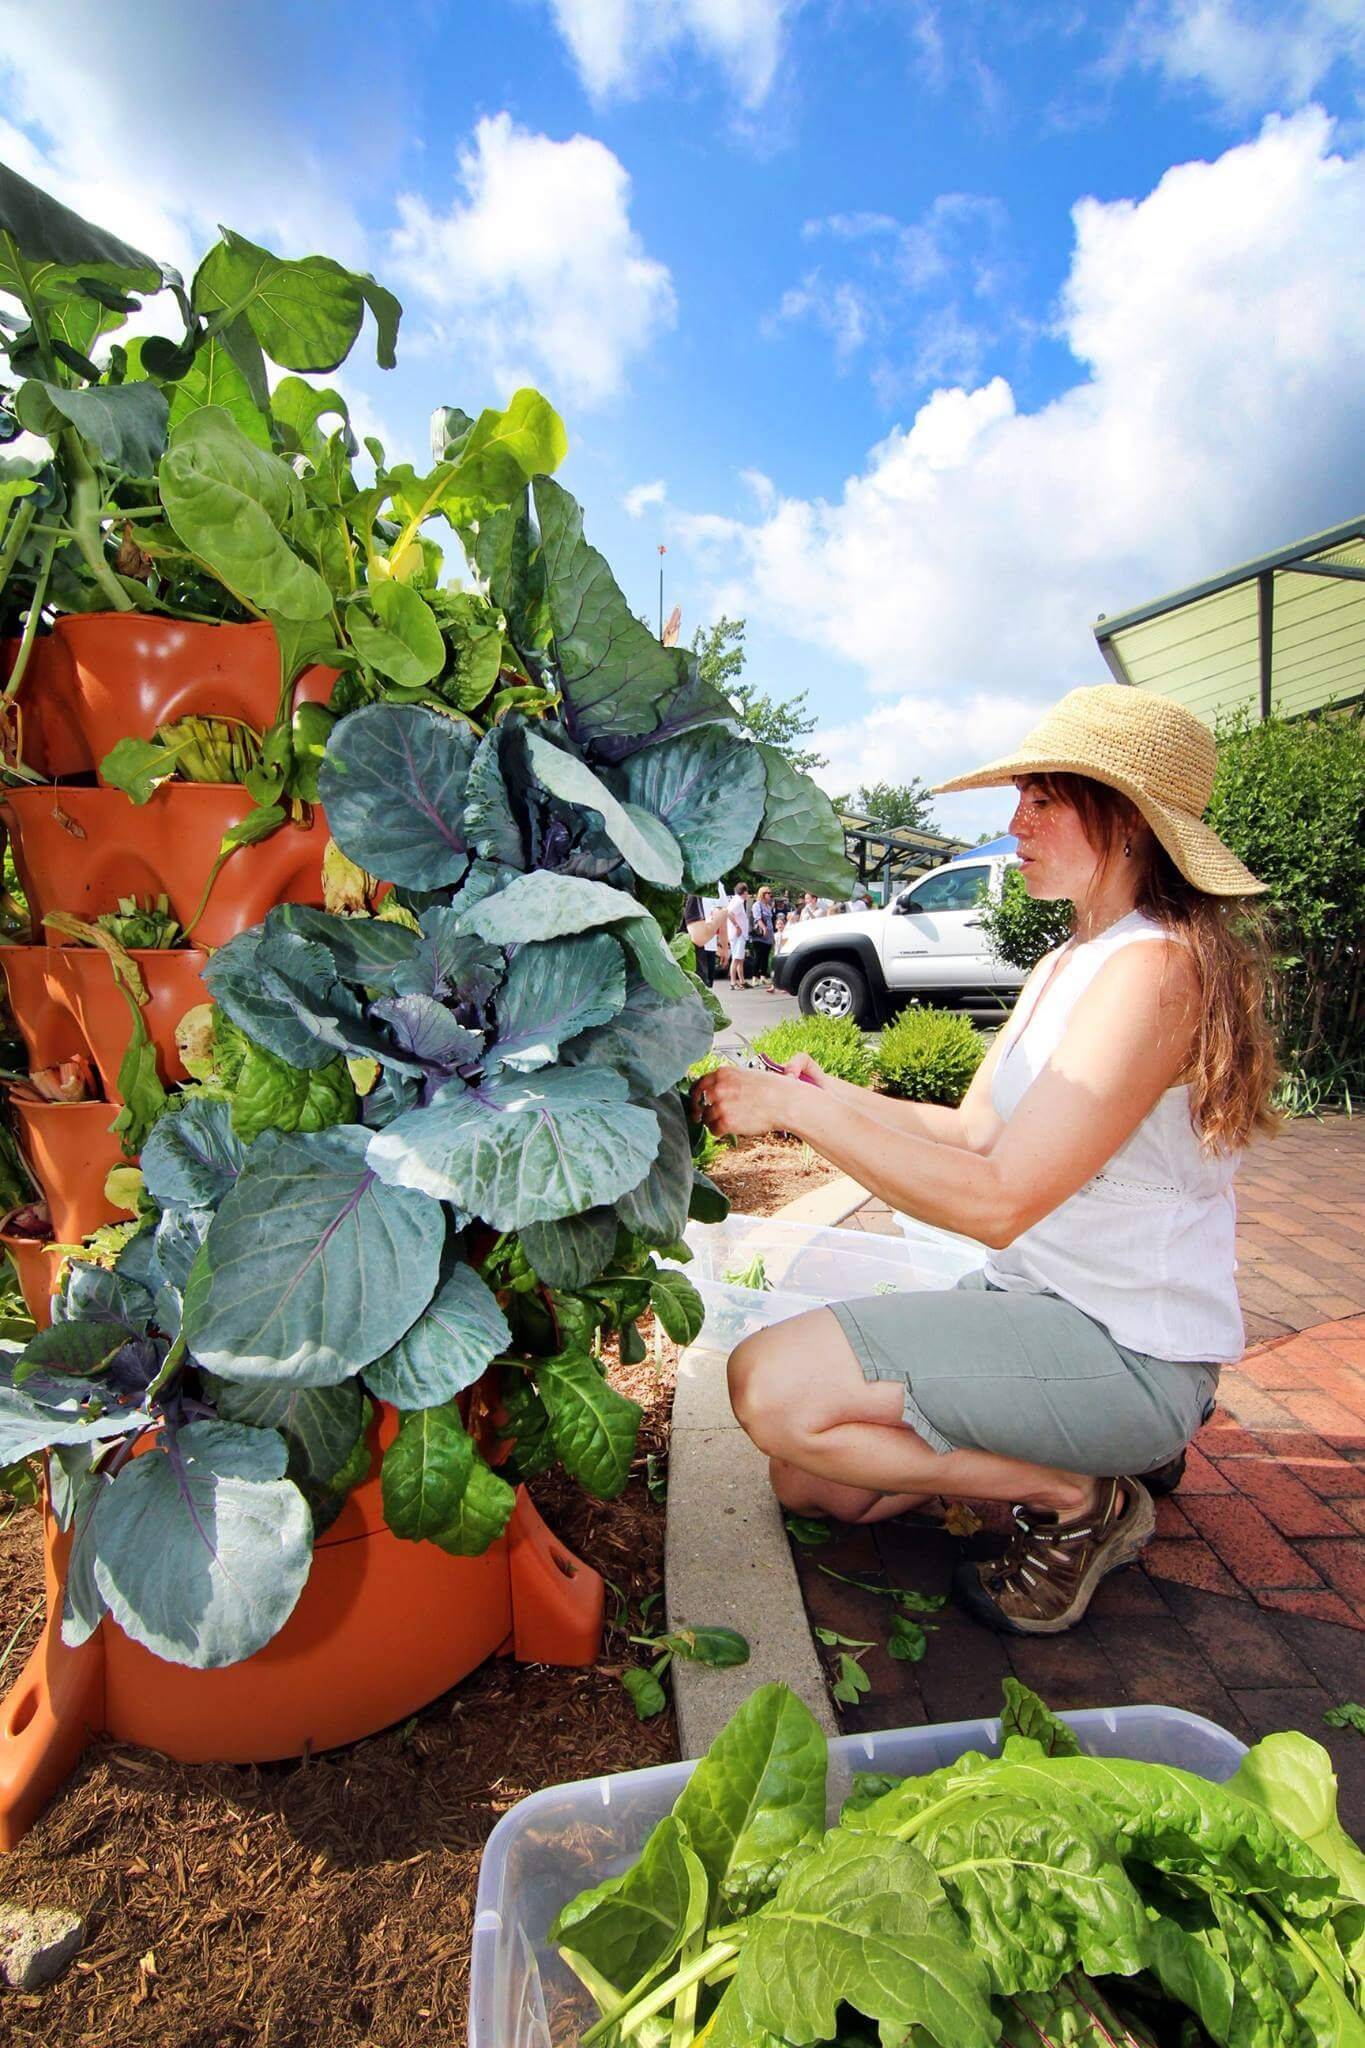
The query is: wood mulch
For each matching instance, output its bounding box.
[704,1133,838,1217]
[0,1342,679,2048]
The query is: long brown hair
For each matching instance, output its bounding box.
[1034,773,1279,1151]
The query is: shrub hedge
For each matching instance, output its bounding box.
[978,867,1071,972]
[874,1006,986,1104]
[1209,708,1364,1099]
[751,1014,873,1086]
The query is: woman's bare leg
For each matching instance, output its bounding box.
[729,1308,1097,1519]
[767,1456,932,1526]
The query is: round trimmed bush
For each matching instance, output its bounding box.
[874,1007,986,1104]
[751,1014,873,1086]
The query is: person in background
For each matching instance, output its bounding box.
[726,883,752,989]
[798,890,820,922]
[851,886,874,912]
[682,887,731,985]
[750,886,776,989]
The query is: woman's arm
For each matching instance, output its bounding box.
[685,902,729,946]
[782,1041,1004,1151]
[780,949,1056,1153]
[697,940,1200,1246]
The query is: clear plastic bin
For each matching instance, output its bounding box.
[682,1213,983,1349]
[468,1702,1247,2047]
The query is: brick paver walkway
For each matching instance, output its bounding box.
[793,1114,1365,1831]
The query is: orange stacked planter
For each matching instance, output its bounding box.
[0,616,604,1853]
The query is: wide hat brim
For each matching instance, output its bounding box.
[934,742,1266,898]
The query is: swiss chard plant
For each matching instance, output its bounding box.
[550,1677,1365,2048]
[2,163,563,864]
[0,420,853,1665]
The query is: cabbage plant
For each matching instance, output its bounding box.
[0,465,852,1668]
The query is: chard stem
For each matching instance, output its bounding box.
[62,431,134,612]
[889,1782,984,1842]
[580,1938,740,2045]
[3,533,54,701]
[0,496,37,594]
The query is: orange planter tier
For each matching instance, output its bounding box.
[11,615,335,779]
[0,1426,605,1850]
[0,1233,63,1328]
[2,946,208,1100]
[54,947,209,1099]
[11,1099,126,1247]
[2,632,95,779]
[3,784,328,949]
[0,946,84,1071]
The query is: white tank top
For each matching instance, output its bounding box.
[985,910,1244,1364]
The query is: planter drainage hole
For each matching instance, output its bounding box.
[6,1688,38,1737]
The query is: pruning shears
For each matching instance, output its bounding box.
[728,1028,821,1083]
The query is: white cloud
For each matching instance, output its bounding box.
[624,478,668,517]
[775,191,1008,390]
[1119,0,1365,119]
[388,114,674,410]
[547,0,794,107]
[0,3,369,281]
[739,467,777,511]
[683,111,1365,813]
[769,274,871,362]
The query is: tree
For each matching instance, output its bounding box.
[692,616,827,774]
[831,778,941,835]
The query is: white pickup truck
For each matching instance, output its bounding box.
[771,853,1024,1025]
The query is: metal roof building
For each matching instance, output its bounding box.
[1093,515,1365,724]
[838,815,966,895]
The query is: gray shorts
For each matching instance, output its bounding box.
[830,1270,1220,1476]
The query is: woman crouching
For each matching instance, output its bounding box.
[690,685,1276,1635]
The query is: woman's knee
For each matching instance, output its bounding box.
[727,1332,793,1452]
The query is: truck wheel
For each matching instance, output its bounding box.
[797,960,871,1026]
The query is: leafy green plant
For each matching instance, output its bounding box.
[751,1013,873,1086]
[815,1628,876,1703]
[977,864,1073,972]
[42,895,181,951]
[1209,708,1365,1100]
[784,1513,831,1547]
[721,1253,769,1291]
[874,1005,987,1103]
[0,454,851,1668]
[0,164,398,674]
[553,1677,1365,2048]
[1325,1704,1365,1735]
[620,1623,750,1720]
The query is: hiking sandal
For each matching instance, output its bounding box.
[952,1477,1156,1636]
[1139,1448,1186,1498]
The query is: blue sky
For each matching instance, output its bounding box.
[4,0,1365,839]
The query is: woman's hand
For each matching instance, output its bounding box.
[689,1064,804,1139]
[782,1052,827,1087]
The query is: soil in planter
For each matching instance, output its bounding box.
[707,1132,841,1216]
[0,1335,680,2048]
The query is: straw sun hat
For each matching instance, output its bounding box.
[933,683,1265,897]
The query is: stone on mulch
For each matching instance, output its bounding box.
[0,1901,84,1991]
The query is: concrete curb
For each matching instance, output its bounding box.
[770,1172,868,1228]
[664,1176,865,1756]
